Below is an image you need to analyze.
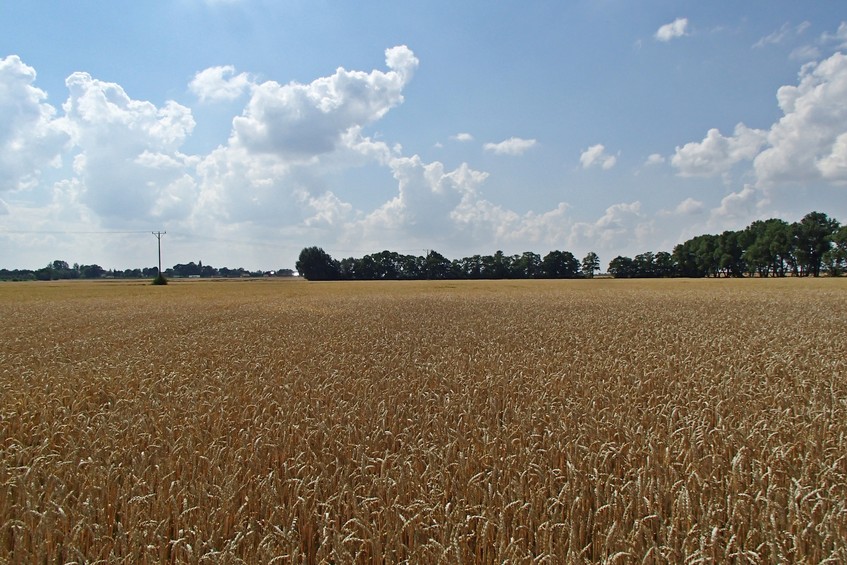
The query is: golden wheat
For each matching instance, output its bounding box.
[1,278,845,563]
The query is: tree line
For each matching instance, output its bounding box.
[296,247,601,281]
[609,211,846,278]
[3,210,843,282]
[297,211,846,280]
[0,260,295,281]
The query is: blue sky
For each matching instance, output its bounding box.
[1,1,846,270]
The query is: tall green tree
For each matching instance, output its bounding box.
[581,252,600,278]
[716,230,746,277]
[296,247,340,280]
[399,254,424,279]
[792,211,839,276]
[457,255,483,279]
[79,264,105,279]
[823,225,847,275]
[694,234,720,277]
[743,219,792,277]
[513,252,542,278]
[488,250,511,279]
[672,240,701,277]
[634,252,656,278]
[371,250,400,279]
[654,251,676,277]
[608,256,638,278]
[338,257,358,279]
[425,250,453,279]
[542,250,580,278]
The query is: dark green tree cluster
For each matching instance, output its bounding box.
[609,211,846,278]
[0,260,137,281]
[1,260,296,281]
[167,262,293,278]
[296,246,600,281]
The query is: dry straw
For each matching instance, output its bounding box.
[1,278,846,563]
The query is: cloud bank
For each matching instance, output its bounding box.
[755,52,847,185]
[668,50,847,187]
[0,56,69,192]
[2,33,847,269]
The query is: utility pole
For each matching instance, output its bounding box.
[152,231,166,275]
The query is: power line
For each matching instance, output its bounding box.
[166,231,300,250]
[0,230,154,234]
[0,229,300,250]
[0,230,430,257]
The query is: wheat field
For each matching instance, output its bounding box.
[1,278,846,563]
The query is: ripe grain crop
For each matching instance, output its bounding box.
[1,278,846,563]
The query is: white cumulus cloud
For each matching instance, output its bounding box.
[580,144,617,170]
[483,137,537,156]
[570,201,653,254]
[816,132,847,183]
[194,144,303,225]
[61,71,197,222]
[231,45,418,158]
[670,40,847,190]
[0,55,69,192]
[190,65,252,102]
[672,123,767,177]
[645,153,665,166]
[655,18,688,42]
[674,197,705,215]
[360,156,485,238]
[659,197,704,217]
[302,190,354,227]
[710,185,762,226]
[0,49,595,268]
[339,154,577,254]
[192,48,419,230]
[754,51,847,185]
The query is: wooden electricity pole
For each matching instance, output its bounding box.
[152,231,166,275]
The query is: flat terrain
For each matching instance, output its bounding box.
[1,278,846,563]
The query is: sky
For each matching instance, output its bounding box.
[1,1,846,271]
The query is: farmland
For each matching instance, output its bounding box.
[1,278,846,563]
